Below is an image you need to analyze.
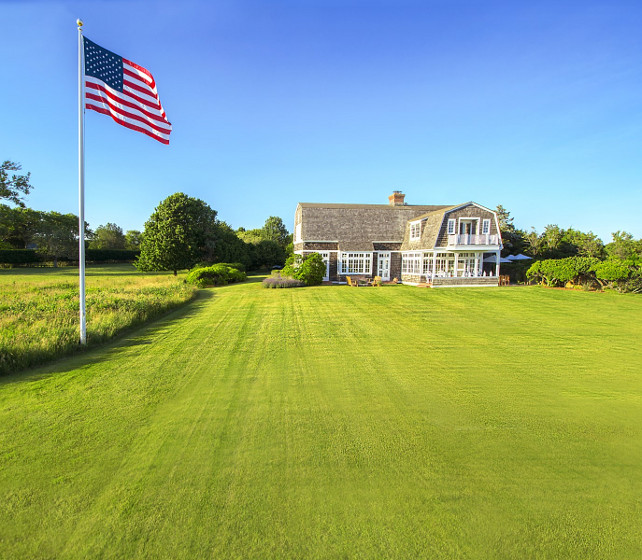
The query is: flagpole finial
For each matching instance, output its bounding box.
[77,19,83,29]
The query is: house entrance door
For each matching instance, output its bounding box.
[377,252,391,281]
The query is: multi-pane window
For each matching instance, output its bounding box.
[447,219,456,235]
[402,252,422,275]
[410,221,422,240]
[340,252,372,274]
[457,253,477,276]
[423,254,433,276]
[482,219,490,235]
[435,252,455,275]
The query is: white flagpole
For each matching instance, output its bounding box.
[77,19,87,345]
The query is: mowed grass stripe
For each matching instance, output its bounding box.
[0,283,641,559]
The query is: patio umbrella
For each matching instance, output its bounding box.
[506,253,533,261]
[485,254,512,263]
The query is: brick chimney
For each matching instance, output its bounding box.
[388,190,406,206]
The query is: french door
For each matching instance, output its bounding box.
[377,252,391,281]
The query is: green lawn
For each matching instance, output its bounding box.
[1,281,641,559]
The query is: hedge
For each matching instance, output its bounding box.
[185,264,247,288]
[0,250,43,264]
[0,249,139,265]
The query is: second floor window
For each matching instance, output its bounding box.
[447,219,456,235]
[410,222,421,240]
[482,219,490,235]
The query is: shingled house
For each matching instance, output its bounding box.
[293,191,503,287]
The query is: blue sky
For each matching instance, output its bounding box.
[2,0,641,241]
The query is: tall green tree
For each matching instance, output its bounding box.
[135,193,218,275]
[495,205,526,256]
[0,205,41,248]
[212,221,252,268]
[562,228,605,258]
[1,161,33,207]
[124,230,143,250]
[262,216,290,248]
[89,222,126,250]
[35,212,80,267]
[236,227,264,245]
[605,231,642,261]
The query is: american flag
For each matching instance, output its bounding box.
[83,37,172,144]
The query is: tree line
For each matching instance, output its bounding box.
[0,161,291,271]
[497,205,642,292]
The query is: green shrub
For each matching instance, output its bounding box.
[186,264,246,288]
[281,253,325,286]
[527,257,599,287]
[528,256,641,293]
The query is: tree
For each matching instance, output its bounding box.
[211,221,252,269]
[495,205,514,233]
[253,239,286,269]
[605,231,642,262]
[236,228,264,245]
[262,216,290,248]
[125,230,143,251]
[135,193,219,275]
[562,228,604,259]
[495,205,527,256]
[1,161,33,207]
[35,211,79,267]
[89,222,126,250]
[0,205,42,248]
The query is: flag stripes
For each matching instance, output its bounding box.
[83,37,171,144]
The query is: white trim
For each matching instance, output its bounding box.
[482,219,491,235]
[458,217,480,235]
[432,283,498,288]
[376,251,391,281]
[338,251,373,275]
[301,240,339,243]
[409,220,422,240]
[447,219,456,235]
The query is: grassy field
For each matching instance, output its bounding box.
[0,264,197,375]
[0,280,641,559]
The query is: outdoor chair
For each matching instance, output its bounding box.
[368,276,382,287]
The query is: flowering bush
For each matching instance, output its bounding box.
[262,276,305,289]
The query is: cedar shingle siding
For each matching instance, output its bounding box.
[294,194,503,286]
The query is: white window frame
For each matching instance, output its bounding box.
[409,221,422,241]
[458,217,480,235]
[423,253,433,276]
[482,219,490,235]
[447,219,456,235]
[294,223,302,242]
[339,252,372,275]
[402,252,422,275]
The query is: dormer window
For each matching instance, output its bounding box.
[410,221,422,240]
[482,219,490,235]
[447,219,456,235]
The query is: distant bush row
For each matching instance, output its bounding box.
[185,263,247,288]
[527,256,641,293]
[0,249,140,265]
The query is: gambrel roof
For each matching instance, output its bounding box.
[296,202,449,250]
